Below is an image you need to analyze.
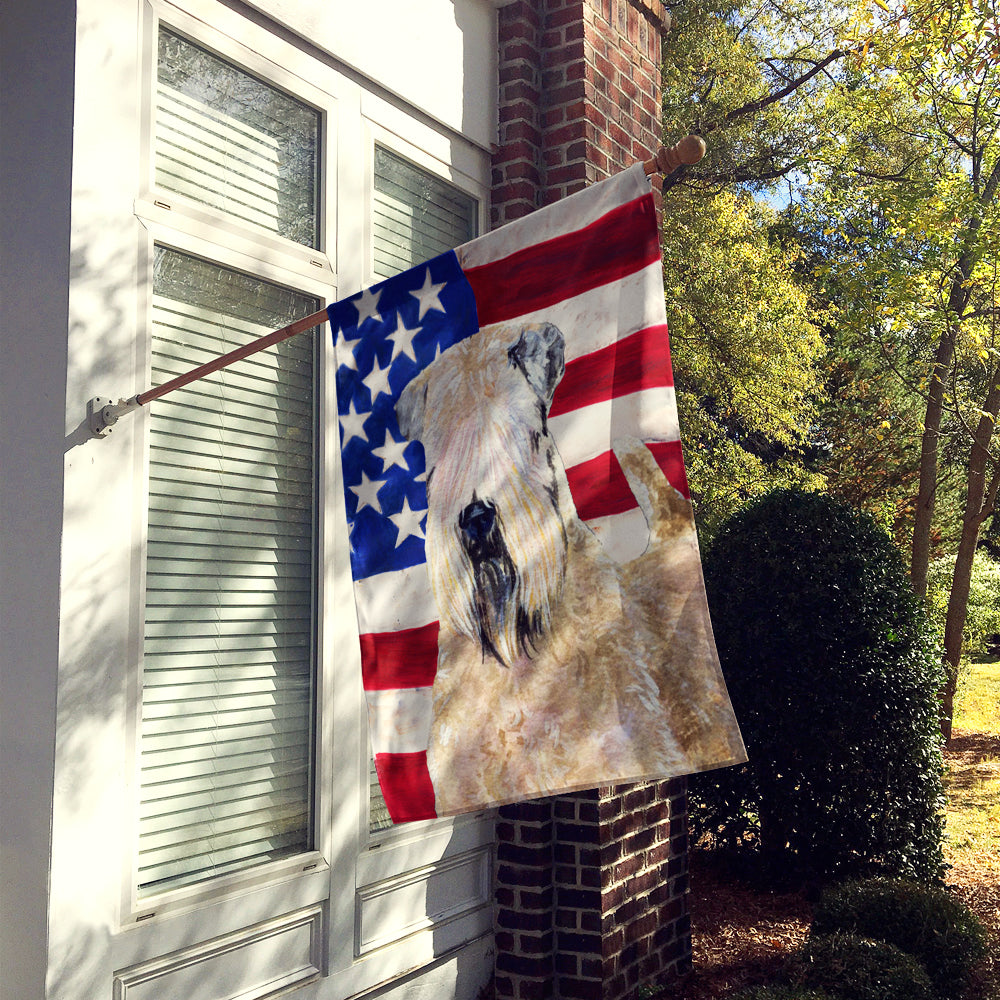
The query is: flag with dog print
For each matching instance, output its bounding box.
[328,163,745,822]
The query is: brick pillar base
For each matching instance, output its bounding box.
[495,781,690,1000]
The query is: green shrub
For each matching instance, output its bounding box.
[691,489,946,882]
[792,933,934,1000]
[812,878,988,998]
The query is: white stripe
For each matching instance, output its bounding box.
[456,164,651,268]
[549,387,680,468]
[366,687,433,754]
[495,262,668,362]
[354,563,436,635]
[584,507,653,564]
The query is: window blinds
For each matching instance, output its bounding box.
[155,28,320,249]
[138,248,319,895]
[367,148,477,832]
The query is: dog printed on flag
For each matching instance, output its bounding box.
[329,164,745,822]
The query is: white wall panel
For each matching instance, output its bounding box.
[243,0,498,151]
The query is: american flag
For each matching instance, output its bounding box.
[328,165,691,822]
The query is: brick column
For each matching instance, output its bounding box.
[490,3,690,998]
[493,0,668,227]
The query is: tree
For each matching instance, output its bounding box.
[661,188,826,535]
[659,0,851,534]
[800,0,1000,736]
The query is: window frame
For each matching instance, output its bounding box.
[114,1,496,989]
[125,0,341,926]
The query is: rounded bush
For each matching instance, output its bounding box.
[812,878,988,998]
[691,489,946,881]
[793,933,934,1000]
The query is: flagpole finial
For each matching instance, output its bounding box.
[644,135,706,177]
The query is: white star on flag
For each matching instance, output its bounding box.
[364,354,394,402]
[340,399,370,447]
[354,287,383,327]
[388,316,420,363]
[372,429,410,472]
[351,470,386,514]
[411,268,446,320]
[389,496,426,545]
[335,332,359,372]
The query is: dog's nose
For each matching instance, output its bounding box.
[459,498,497,543]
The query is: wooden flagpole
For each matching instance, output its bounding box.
[88,136,705,437]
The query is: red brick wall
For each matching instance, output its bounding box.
[490,6,690,998]
[494,782,691,1000]
[493,0,668,227]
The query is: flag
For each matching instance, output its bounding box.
[328,164,744,823]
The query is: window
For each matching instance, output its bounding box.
[136,26,324,899]
[118,6,493,991]
[155,28,320,247]
[367,146,478,833]
[372,146,478,280]
[139,248,318,895]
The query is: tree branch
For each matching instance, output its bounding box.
[701,49,848,133]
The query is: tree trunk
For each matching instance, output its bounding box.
[940,373,1000,741]
[910,329,955,598]
[910,160,1000,596]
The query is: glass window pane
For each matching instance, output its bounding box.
[156,28,320,248]
[372,146,477,280]
[138,246,319,895]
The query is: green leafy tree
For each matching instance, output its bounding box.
[662,189,826,535]
[659,0,850,534]
[800,0,1000,735]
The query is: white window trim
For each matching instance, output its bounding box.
[109,1,496,990]
[120,220,338,928]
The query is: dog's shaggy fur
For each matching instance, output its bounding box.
[396,321,745,815]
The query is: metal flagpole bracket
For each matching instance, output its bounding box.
[88,395,141,438]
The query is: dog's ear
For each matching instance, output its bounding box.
[395,374,428,441]
[507,323,565,406]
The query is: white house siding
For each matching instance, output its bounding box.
[0,1,76,996]
[0,1,499,997]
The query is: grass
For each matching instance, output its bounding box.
[945,660,1000,868]
[942,658,1000,1000]
[955,659,1000,734]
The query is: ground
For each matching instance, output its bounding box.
[659,726,1000,999]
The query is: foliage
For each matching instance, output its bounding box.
[660,0,1000,738]
[691,489,947,882]
[811,878,988,998]
[662,189,827,536]
[790,933,934,1000]
[792,0,1000,736]
[927,550,1000,659]
[661,0,854,193]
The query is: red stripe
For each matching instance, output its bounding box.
[566,441,689,522]
[360,621,439,691]
[647,440,690,499]
[375,752,437,823]
[464,195,660,326]
[549,325,673,417]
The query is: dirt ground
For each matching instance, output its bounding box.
[658,734,1000,999]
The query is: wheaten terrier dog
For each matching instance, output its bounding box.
[396,321,744,815]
